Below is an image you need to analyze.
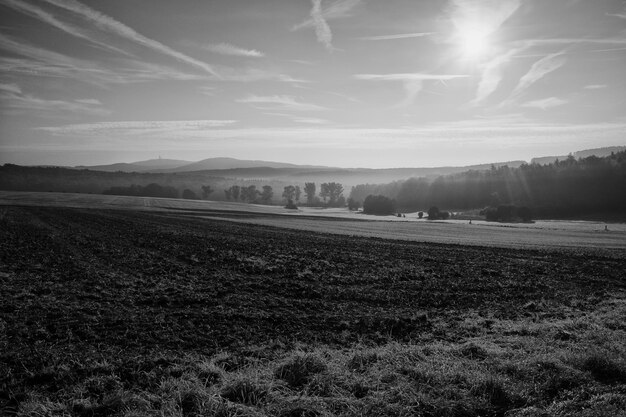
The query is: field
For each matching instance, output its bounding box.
[1,193,626,416]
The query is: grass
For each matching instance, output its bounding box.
[9,300,625,416]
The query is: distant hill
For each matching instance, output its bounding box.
[77,157,327,173]
[530,146,626,165]
[76,158,191,172]
[157,157,328,173]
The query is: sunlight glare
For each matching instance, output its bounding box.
[459,26,490,60]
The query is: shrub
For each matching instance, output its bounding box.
[418,211,424,219]
[363,195,396,215]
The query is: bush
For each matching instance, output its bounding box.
[363,195,396,215]
[418,211,424,219]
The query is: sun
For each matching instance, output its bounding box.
[459,26,491,60]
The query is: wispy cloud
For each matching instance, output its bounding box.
[584,84,607,90]
[292,117,330,124]
[236,95,327,112]
[205,43,265,58]
[3,0,131,56]
[358,32,434,41]
[215,67,309,84]
[522,97,568,110]
[0,34,205,86]
[447,0,521,41]
[293,0,361,51]
[310,0,334,52]
[37,120,238,135]
[0,83,110,117]
[503,51,567,106]
[471,48,522,106]
[354,73,469,81]
[39,0,219,77]
[355,73,469,107]
[292,0,361,30]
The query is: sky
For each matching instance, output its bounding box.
[0,0,625,168]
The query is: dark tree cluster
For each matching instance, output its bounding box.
[350,152,626,219]
[362,195,396,215]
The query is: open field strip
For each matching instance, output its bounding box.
[2,191,624,252]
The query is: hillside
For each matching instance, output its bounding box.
[530,146,626,165]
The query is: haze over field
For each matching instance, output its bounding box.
[1,0,625,168]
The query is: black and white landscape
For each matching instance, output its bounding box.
[1,1,626,416]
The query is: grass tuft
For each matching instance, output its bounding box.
[274,353,327,388]
[580,353,626,384]
[221,377,269,405]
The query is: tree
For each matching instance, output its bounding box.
[327,182,344,206]
[428,206,440,220]
[231,185,241,201]
[201,185,214,199]
[260,185,273,204]
[304,182,316,205]
[241,185,259,203]
[347,198,360,211]
[295,185,301,203]
[182,189,199,200]
[320,183,330,203]
[363,195,395,215]
[282,185,296,202]
[224,188,232,200]
[518,206,532,222]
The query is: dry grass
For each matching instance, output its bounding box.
[11,298,626,416]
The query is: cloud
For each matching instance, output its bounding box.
[310,0,334,52]
[215,67,309,83]
[358,32,434,41]
[522,97,568,110]
[292,0,361,30]
[2,0,131,56]
[0,83,22,94]
[584,84,607,90]
[236,95,327,111]
[447,0,521,40]
[37,120,238,135]
[355,73,469,106]
[470,48,522,105]
[292,117,330,124]
[39,0,219,77]
[505,51,567,104]
[292,0,361,51]
[0,83,110,117]
[0,33,206,85]
[205,43,265,58]
[354,73,469,81]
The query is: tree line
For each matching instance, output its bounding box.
[350,151,626,218]
[223,182,345,207]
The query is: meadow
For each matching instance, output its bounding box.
[0,195,625,416]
